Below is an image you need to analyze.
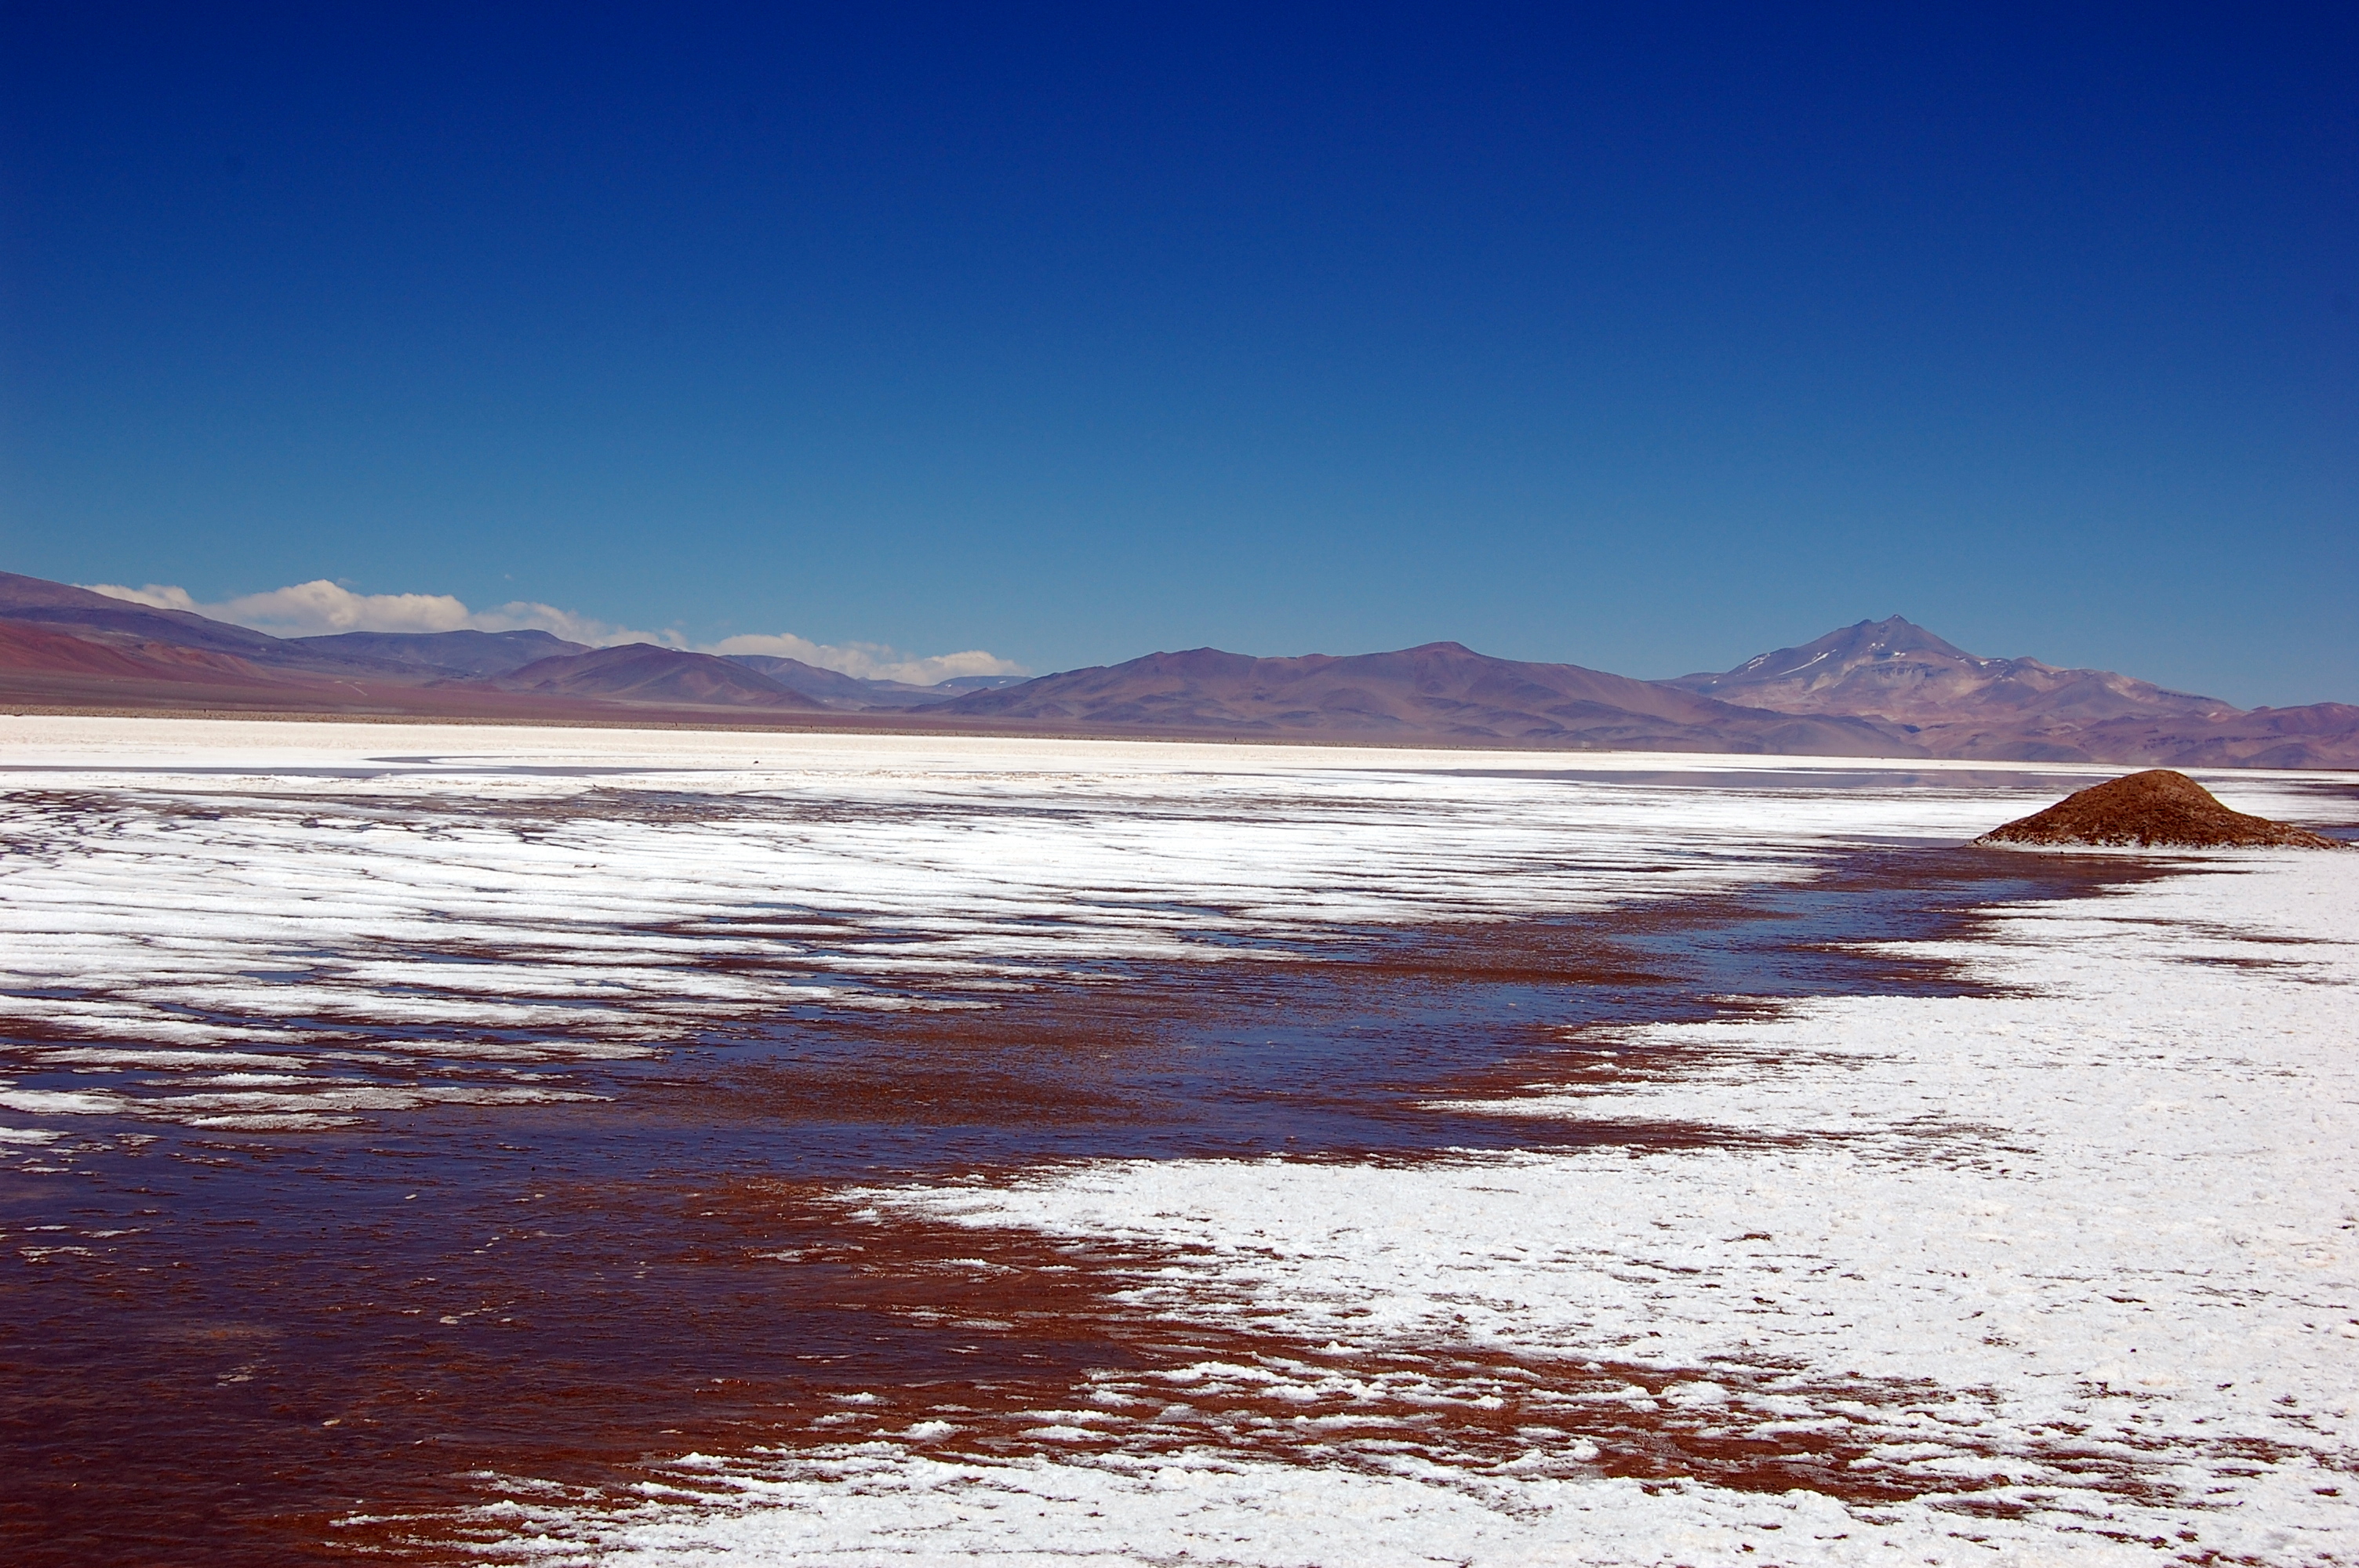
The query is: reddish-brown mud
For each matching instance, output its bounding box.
[0,848,2184,1565]
[1979,768,2344,848]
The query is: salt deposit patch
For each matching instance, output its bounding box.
[11,723,2263,1134]
[551,851,2359,1563]
[473,1445,2316,1566]
[5,719,2354,1560]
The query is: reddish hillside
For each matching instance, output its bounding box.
[0,575,838,722]
[0,618,214,680]
[2051,702,2359,771]
[0,572,369,673]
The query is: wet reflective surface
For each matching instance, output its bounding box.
[0,842,2158,1565]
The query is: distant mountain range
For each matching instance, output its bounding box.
[0,573,1016,722]
[717,653,1023,710]
[926,643,1900,756]
[1659,616,2355,768]
[293,628,591,678]
[2,572,2352,768]
[1667,617,2235,728]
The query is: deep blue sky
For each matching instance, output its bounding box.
[2,3,2353,701]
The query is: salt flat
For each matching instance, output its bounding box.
[0,716,2145,1137]
[1,716,2352,1566]
[783,855,2357,1566]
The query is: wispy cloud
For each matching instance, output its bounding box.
[83,579,682,647]
[82,579,1024,688]
[705,633,1025,685]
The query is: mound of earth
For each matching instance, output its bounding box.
[1979,769,2343,849]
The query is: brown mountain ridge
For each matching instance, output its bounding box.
[2,573,2354,767]
[1667,615,2357,768]
[933,642,1901,755]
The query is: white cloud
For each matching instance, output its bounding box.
[84,579,681,648]
[705,632,1026,686]
[471,601,682,649]
[81,583,206,615]
[82,579,1024,688]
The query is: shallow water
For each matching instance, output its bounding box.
[2,728,2346,1564]
[1,847,2151,1564]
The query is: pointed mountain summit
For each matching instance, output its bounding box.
[1670,616,2358,765]
[1670,616,2235,734]
[1698,615,1979,688]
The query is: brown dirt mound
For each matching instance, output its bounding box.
[1979,768,2343,849]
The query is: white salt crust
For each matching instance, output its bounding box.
[540,851,2340,1566]
[14,717,2317,1134]
[470,1448,2351,1567]
[5,720,2354,1561]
